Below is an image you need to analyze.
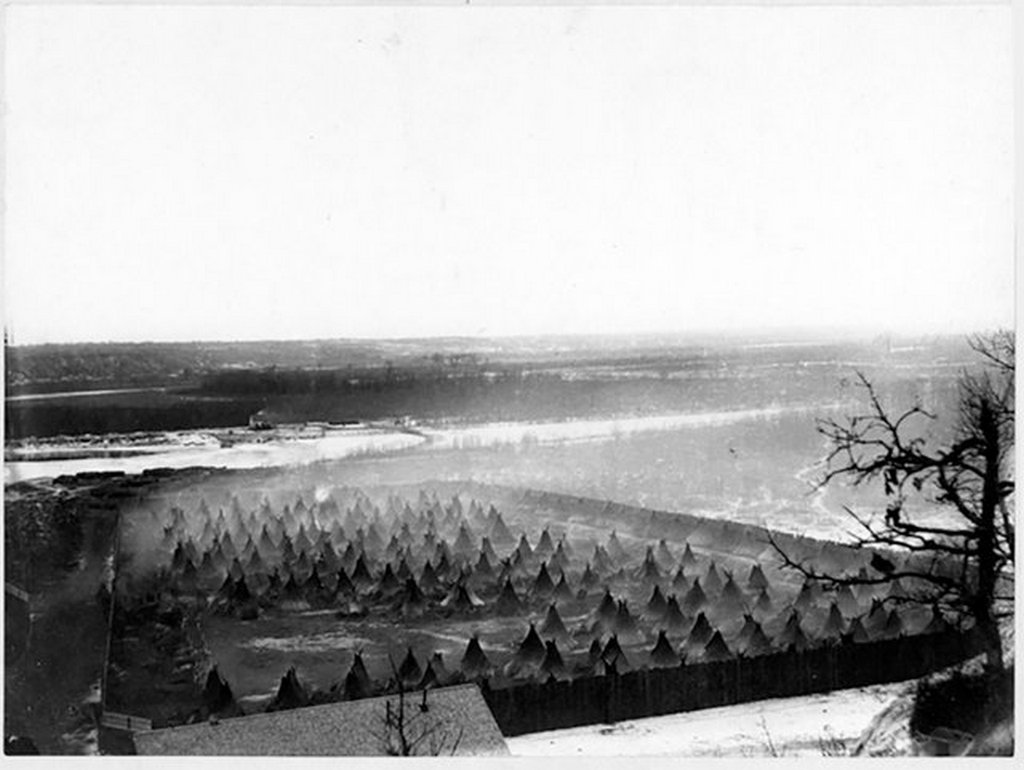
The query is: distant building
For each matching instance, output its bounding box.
[248,411,275,431]
[132,683,509,756]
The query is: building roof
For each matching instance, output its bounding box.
[133,683,508,757]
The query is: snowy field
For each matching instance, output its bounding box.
[506,681,912,757]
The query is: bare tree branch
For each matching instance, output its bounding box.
[374,653,464,756]
[772,332,1014,672]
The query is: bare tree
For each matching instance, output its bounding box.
[371,656,465,756]
[770,331,1014,672]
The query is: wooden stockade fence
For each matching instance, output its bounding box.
[101,712,152,732]
[482,628,984,736]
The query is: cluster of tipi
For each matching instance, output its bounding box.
[435,564,949,686]
[137,487,954,699]
[201,569,953,717]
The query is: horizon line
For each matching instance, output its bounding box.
[3,324,1011,349]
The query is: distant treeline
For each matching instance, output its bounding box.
[6,334,967,395]
[5,363,772,440]
[1,336,732,394]
[5,399,263,440]
[3,340,405,394]
[196,364,516,398]
[193,365,791,426]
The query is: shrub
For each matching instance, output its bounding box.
[910,665,1013,738]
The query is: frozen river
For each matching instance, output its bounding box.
[421,405,815,450]
[4,403,829,485]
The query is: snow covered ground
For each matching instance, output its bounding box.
[3,427,425,483]
[505,681,912,757]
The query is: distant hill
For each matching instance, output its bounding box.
[3,332,970,396]
[4,340,398,395]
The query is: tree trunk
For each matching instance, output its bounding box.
[976,402,1005,673]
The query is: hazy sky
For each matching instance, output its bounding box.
[3,5,1014,344]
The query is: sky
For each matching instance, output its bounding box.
[3,5,1014,345]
